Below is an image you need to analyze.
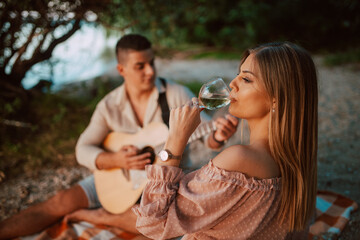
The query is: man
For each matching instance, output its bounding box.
[0,34,238,239]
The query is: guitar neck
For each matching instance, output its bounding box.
[188,121,216,143]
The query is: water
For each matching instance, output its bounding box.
[22,25,121,90]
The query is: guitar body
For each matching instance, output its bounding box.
[94,121,215,214]
[94,169,146,214]
[94,122,169,214]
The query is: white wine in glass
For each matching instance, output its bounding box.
[199,77,230,110]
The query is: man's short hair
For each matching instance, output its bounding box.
[115,34,152,63]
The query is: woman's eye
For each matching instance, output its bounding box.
[243,77,252,83]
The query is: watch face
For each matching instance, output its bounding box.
[159,150,169,161]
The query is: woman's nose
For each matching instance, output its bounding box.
[229,78,235,89]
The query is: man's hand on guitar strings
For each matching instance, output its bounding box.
[114,145,152,170]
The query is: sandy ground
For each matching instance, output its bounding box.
[0,56,359,239]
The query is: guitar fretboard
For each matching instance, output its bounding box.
[188,121,216,143]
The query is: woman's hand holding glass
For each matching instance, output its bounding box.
[164,77,231,159]
[164,99,203,158]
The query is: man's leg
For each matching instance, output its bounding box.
[0,184,88,239]
[64,175,139,234]
[65,206,139,234]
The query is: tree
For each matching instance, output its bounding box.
[0,0,115,101]
[1,0,359,103]
[0,0,186,102]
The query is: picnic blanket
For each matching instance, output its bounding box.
[17,221,150,240]
[309,190,358,239]
[17,190,357,240]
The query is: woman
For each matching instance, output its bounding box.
[133,42,318,239]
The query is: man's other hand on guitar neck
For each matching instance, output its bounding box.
[209,114,239,149]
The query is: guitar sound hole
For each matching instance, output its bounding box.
[139,146,155,165]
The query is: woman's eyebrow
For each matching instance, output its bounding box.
[239,69,256,77]
[244,70,255,75]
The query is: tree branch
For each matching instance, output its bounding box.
[32,27,50,57]
[21,18,81,73]
[12,25,38,69]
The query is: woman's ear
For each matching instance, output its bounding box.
[272,98,276,111]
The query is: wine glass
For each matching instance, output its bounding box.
[198,77,231,110]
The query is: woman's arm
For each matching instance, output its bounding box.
[132,99,213,238]
[156,99,203,168]
[132,162,244,239]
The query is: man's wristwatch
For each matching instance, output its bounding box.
[158,149,182,162]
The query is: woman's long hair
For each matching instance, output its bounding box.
[241,42,318,231]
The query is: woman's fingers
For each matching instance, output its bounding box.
[191,97,199,107]
[169,100,201,138]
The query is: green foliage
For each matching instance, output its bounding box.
[177,80,203,96]
[2,98,23,115]
[2,0,359,102]
[324,49,360,66]
[0,93,93,180]
[109,0,359,52]
[86,77,123,111]
[52,103,68,123]
[190,50,243,60]
[0,75,125,181]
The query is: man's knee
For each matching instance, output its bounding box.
[48,185,88,215]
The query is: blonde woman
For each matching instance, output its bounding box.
[133,42,318,239]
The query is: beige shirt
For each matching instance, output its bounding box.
[133,161,308,240]
[75,78,211,171]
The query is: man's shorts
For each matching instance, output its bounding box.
[78,175,102,209]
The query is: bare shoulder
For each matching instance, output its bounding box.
[212,145,280,179]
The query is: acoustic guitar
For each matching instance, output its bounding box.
[94,121,216,214]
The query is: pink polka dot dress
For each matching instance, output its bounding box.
[133,160,308,239]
